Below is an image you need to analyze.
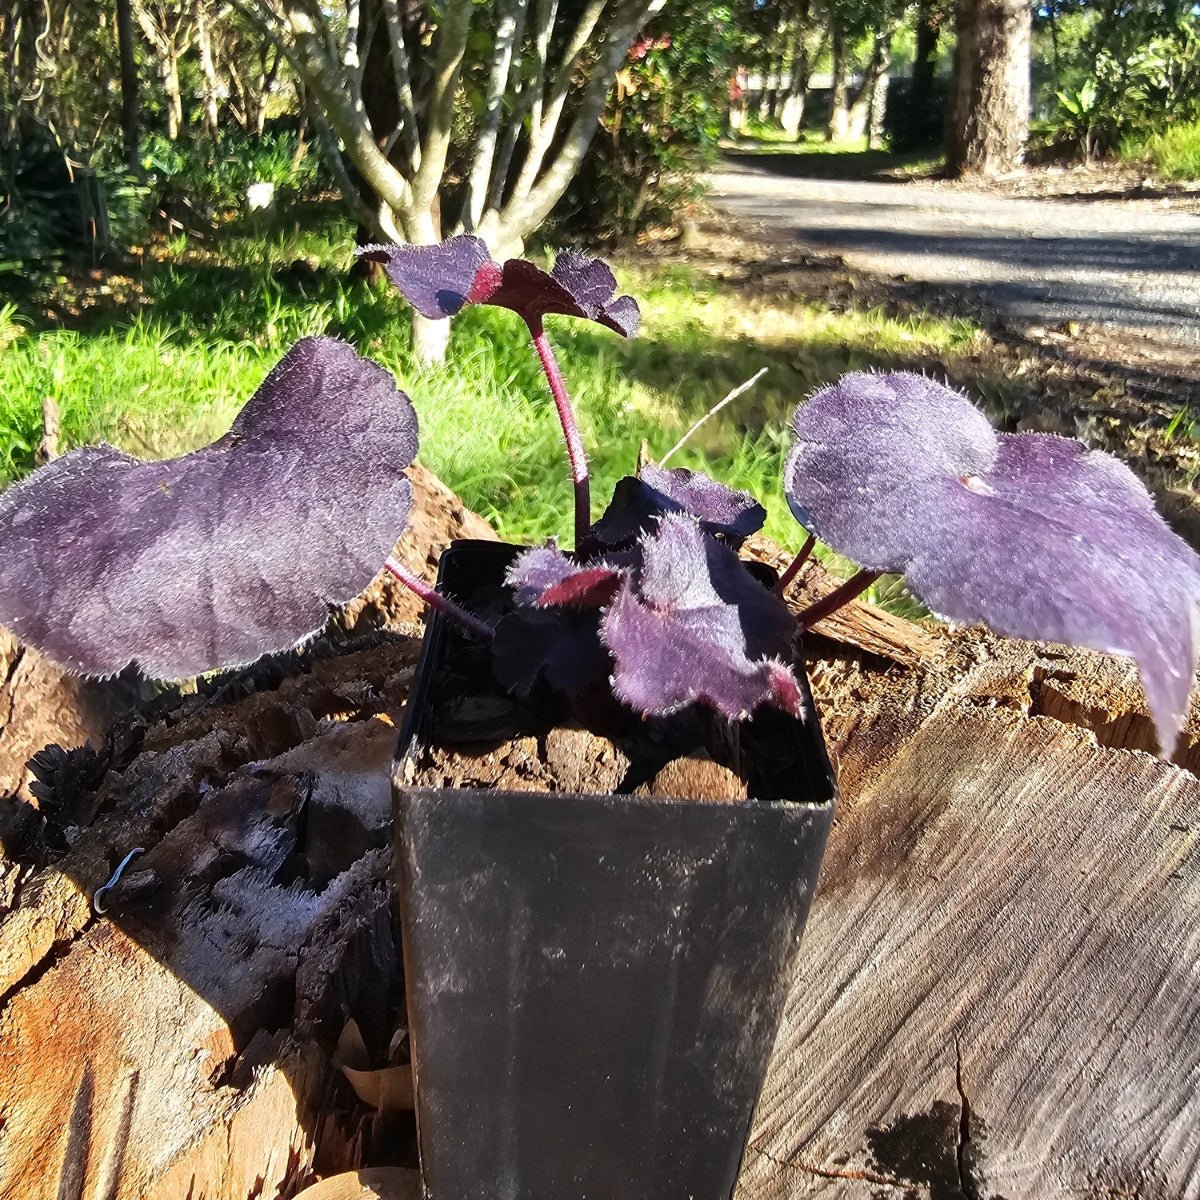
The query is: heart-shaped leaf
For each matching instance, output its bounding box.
[0,337,418,680]
[359,235,498,319]
[600,515,802,721]
[785,371,1200,750]
[358,237,639,336]
[591,464,765,547]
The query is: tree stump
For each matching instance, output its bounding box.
[738,629,1200,1199]
[2,472,1198,1199]
[0,467,493,1199]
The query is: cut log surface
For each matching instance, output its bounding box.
[737,633,1200,1200]
[2,480,1199,1200]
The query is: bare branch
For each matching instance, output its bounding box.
[379,0,420,170]
[498,0,660,241]
[509,0,605,203]
[309,107,377,232]
[462,0,527,232]
[409,0,474,220]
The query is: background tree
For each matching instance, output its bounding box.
[945,0,1032,176]
[227,0,664,358]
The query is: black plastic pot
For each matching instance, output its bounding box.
[393,540,836,1200]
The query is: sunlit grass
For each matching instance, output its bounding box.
[1120,120,1200,182]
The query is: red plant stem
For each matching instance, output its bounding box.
[795,569,883,630]
[531,327,589,545]
[384,556,494,641]
[776,534,816,595]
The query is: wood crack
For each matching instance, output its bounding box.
[748,1142,909,1189]
[0,922,92,1020]
[954,1039,980,1200]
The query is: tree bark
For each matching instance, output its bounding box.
[945,0,1031,177]
[846,16,896,146]
[164,54,183,138]
[824,20,850,142]
[910,0,943,115]
[116,0,139,170]
[779,3,811,140]
[196,0,221,136]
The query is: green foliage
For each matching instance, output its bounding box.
[136,128,329,220]
[1053,77,1099,159]
[557,6,738,238]
[1037,2,1200,164]
[1121,119,1200,179]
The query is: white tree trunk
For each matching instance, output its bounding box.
[411,315,452,365]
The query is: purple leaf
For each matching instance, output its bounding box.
[592,465,766,547]
[358,235,498,319]
[600,515,801,721]
[358,239,639,336]
[0,337,418,680]
[506,545,579,605]
[506,545,622,609]
[491,610,610,698]
[785,371,1200,750]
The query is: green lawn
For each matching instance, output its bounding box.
[0,212,978,610]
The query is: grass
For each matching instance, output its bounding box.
[1120,120,1200,181]
[0,207,979,613]
[725,125,945,177]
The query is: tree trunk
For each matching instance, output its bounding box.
[945,0,1031,177]
[196,0,220,136]
[779,4,811,140]
[116,0,139,170]
[164,53,183,139]
[867,53,891,147]
[910,0,942,115]
[846,17,895,146]
[825,21,850,142]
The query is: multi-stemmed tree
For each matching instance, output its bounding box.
[231,0,664,358]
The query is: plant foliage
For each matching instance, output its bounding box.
[784,371,1200,750]
[0,337,417,678]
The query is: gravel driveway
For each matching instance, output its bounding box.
[708,156,1200,347]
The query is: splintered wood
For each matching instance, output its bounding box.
[1,482,1199,1199]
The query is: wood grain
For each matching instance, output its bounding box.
[739,643,1200,1200]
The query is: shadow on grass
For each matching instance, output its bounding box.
[722,147,943,184]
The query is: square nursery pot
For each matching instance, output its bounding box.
[392,540,836,1200]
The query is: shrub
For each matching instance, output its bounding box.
[554,7,737,239]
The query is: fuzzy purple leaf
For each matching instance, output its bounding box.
[357,238,639,336]
[785,371,1200,750]
[506,545,579,605]
[600,515,802,721]
[491,610,610,698]
[592,465,766,547]
[506,545,622,609]
[0,337,417,680]
[358,235,498,319]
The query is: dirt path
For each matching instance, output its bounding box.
[709,155,1200,348]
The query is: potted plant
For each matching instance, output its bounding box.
[0,241,1195,1200]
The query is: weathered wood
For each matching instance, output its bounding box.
[4,485,1199,1200]
[738,637,1200,1200]
[0,649,416,1199]
[0,466,489,1200]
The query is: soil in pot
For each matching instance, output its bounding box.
[395,543,821,805]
